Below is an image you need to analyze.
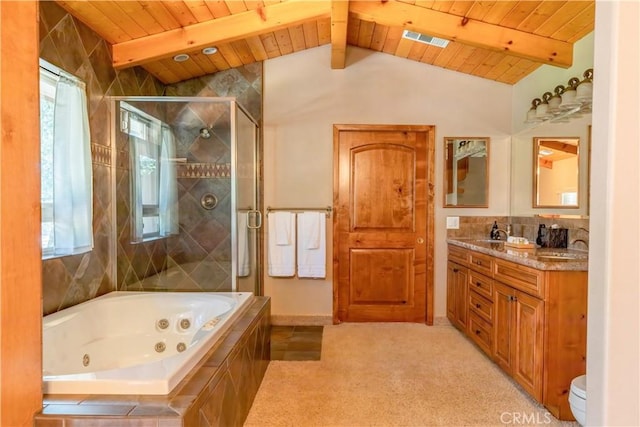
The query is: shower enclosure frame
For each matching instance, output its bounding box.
[109,96,262,295]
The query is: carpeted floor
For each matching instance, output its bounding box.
[245,323,578,427]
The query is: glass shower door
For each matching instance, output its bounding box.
[233,104,260,294]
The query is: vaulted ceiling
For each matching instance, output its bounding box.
[55,0,595,85]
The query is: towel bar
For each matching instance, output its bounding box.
[266,206,332,218]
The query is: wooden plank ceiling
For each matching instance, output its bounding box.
[55,0,595,85]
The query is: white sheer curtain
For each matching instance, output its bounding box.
[53,75,93,256]
[159,125,178,236]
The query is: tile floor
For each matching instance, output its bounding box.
[270,325,324,361]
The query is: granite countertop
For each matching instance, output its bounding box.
[447,239,589,271]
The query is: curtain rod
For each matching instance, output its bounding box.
[39,58,63,77]
[39,58,84,86]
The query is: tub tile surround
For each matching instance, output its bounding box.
[35,297,271,427]
[447,215,590,250]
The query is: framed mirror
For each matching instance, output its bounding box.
[533,136,580,208]
[444,137,489,207]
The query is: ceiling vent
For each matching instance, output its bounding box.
[402,30,450,48]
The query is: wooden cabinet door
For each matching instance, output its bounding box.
[446,263,457,322]
[493,283,544,400]
[513,290,544,401]
[493,283,515,373]
[446,261,467,330]
[334,125,434,323]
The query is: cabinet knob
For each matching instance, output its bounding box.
[475,303,481,309]
[476,282,481,287]
[453,268,459,273]
[475,330,481,335]
[475,261,482,265]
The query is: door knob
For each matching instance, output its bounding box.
[417,237,425,244]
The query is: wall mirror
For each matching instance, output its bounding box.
[510,117,591,217]
[533,136,580,208]
[444,137,489,207]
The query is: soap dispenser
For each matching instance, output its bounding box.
[490,221,499,240]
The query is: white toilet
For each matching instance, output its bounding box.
[569,374,587,426]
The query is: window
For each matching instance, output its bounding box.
[124,109,161,239]
[40,68,56,254]
[561,191,578,206]
[39,60,93,258]
[121,103,178,242]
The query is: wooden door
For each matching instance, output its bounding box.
[513,290,544,401]
[493,283,515,372]
[447,261,467,330]
[333,124,434,323]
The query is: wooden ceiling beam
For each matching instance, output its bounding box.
[540,140,579,155]
[112,0,331,69]
[331,0,349,69]
[348,0,573,68]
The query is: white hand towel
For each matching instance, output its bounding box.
[297,212,326,279]
[268,212,296,277]
[237,212,250,277]
[274,211,292,245]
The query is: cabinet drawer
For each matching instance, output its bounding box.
[468,271,493,300]
[468,311,492,357]
[448,245,468,266]
[469,290,493,324]
[469,251,494,276]
[494,259,545,298]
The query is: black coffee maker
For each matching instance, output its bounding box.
[536,224,547,247]
[536,224,568,248]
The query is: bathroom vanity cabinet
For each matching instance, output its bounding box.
[446,242,588,421]
[446,261,468,330]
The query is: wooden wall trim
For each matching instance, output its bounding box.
[0,1,43,425]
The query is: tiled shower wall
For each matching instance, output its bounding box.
[39,2,163,315]
[120,66,263,292]
[40,1,264,312]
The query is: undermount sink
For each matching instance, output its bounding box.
[537,255,575,261]
[536,253,586,261]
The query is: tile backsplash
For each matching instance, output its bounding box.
[447,216,590,250]
[446,216,510,241]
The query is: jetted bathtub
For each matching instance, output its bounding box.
[42,291,252,395]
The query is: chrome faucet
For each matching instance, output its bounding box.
[494,229,508,240]
[495,225,512,240]
[571,238,589,249]
[571,227,589,248]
